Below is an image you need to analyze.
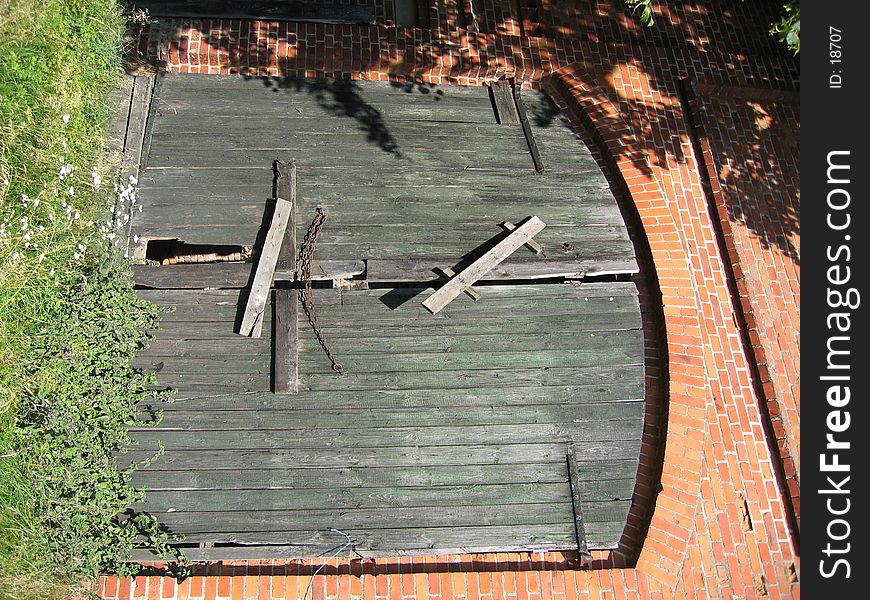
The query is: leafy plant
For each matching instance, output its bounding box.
[1,0,188,595]
[770,0,800,54]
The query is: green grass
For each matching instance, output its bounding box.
[0,1,183,597]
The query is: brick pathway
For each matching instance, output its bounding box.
[104,1,800,597]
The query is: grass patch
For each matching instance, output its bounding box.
[1,1,183,596]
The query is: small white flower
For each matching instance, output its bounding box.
[77,243,86,252]
[73,211,80,220]
[137,204,143,212]
[73,252,80,260]
[11,252,19,260]
[24,242,30,248]
[23,232,31,241]
[133,234,139,243]
[67,186,75,196]
[21,194,28,203]
[47,212,55,222]
[49,268,55,276]
[2,179,8,187]
[37,225,44,232]
[61,113,70,123]
[128,175,138,185]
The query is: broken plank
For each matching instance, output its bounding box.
[365,257,637,282]
[490,80,519,125]
[422,217,546,314]
[513,85,545,174]
[238,175,294,336]
[567,448,592,556]
[273,289,298,394]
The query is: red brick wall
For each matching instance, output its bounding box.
[112,1,801,597]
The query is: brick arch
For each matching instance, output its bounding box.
[543,64,707,591]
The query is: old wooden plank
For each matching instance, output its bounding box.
[106,75,134,159]
[139,503,576,533]
[490,80,519,125]
[128,523,579,559]
[513,86,545,174]
[422,216,545,314]
[501,220,543,254]
[130,459,639,489]
[121,442,573,470]
[144,145,534,172]
[273,289,298,394]
[142,287,641,325]
[367,256,638,281]
[116,74,154,255]
[238,188,293,337]
[143,331,643,383]
[133,261,363,289]
[129,225,634,264]
[149,120,526,145]
[567,448,590,555]
[145,381,643,412]
[439,266,480,301]
[138,281,638,305]
[146,501,633,536]
[297,346,644,374]
[137,402,644,431]
[137,169,608,195]
[133,1,376,23]
[135,482,573,513]
[133,201,625,229]
[143,331,643,361]
[275,161,297,274]
[128,421,640,452]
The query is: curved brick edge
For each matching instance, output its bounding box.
[543,63,799,597]
[680,78,800,535]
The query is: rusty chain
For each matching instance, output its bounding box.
[299,207,345,375]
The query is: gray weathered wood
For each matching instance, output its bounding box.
[275,161,297,274]
[133,260,363,289]
[501,220,543,254]
[422,216,546,314]
[514,86,545,174]
[366,257,638,281]
[491,80,519,125]
[238,179,294,337]
[273,289,298,394]
[439,266,480,301]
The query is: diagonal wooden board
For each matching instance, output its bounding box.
[238,161,296,337]
[422,217,546,315]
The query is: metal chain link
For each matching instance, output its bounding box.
[299,207,344,375]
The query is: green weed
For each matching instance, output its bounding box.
[1,1,186,596]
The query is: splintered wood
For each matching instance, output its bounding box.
[239,161,296,337]
[422,216,546,314]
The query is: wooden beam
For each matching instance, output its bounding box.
[566,448,592,557]
[273,289,298,394]
[438,266,481,301]
[275,160,297,274]
[500,220,543,254]
[238,162,295,337]
[490,80,519,125]
[421,216,545,314]
[512,84,545,173]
